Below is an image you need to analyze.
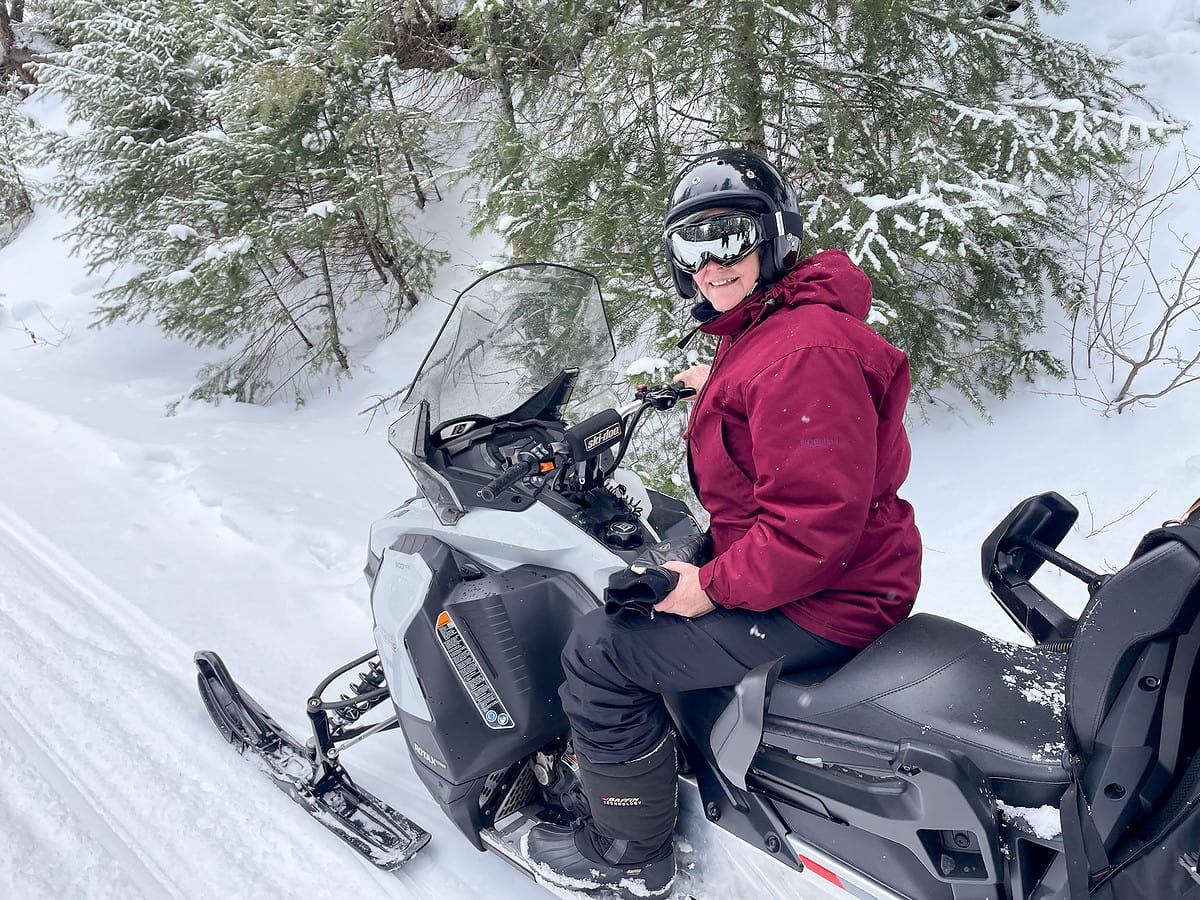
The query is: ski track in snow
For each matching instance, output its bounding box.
[0,510,184,899]
[0,502,404,900]
[0,714,152,900]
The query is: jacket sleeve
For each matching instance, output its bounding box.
[698,346,878,612]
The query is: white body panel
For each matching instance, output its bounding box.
[368,490,635,598]
[367,478,656,723]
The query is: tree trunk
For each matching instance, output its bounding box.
[731,0,766,154]
[0,2,36,84]
[484,10,532,256]
[402,146,426,209]
[255,260,315,350]
[381,77,428,209]
[0,3,17,58]
[316,245,350,372]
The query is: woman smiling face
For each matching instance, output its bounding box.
[695,247,761,312]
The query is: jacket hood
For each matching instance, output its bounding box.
[695,249,872,337]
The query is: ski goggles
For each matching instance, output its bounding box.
[665,212,765,273]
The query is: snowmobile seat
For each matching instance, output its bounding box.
[768,613,1071,808]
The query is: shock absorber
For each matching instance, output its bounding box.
[331,659,388,730]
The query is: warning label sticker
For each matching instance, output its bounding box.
[435,610,514,730]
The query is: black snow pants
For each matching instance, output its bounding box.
[559,605,857,764]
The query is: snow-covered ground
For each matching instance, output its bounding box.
[2,4,1200,899]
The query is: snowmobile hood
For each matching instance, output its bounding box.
[696,249,872,338]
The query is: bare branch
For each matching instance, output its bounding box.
[1075,489,1158,538]
[1073,147,1200,412]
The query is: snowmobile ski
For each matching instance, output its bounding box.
[194,650,429,869]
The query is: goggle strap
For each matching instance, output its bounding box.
[676,322,704,349]
[767,209,803,239]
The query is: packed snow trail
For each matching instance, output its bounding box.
[0,502,418,900]
[0,703,157,900]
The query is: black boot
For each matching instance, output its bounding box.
[523,731,678,899]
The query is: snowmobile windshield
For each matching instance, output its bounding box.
[403,263,617,426]
[392,263,618,522]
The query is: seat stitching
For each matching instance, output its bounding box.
[818,639,982,710]
[852,700,1068,769]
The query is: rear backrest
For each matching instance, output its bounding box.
[1065,525,1200,849]
[1067,528,1200,758]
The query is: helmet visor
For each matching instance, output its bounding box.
[666,212,763,274]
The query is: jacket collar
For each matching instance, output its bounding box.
[694,287,776,338]
[692,252,873,338]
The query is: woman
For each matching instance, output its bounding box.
[523,148,922,899]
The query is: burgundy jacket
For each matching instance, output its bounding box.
[687,249,921,648]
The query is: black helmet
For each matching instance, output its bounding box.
[663,149,804,299]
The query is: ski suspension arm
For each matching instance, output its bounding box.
[306,650,398,767]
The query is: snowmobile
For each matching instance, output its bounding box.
[196,262,1200,900]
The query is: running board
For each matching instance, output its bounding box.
[479,809,700,900]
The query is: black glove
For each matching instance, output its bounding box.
[631,530,712,570]
[603,531,712,617]
[604,565,679,617]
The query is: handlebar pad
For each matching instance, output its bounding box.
[564,408,625,462]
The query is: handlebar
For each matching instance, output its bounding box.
[475,381,696,503]
[477,456,539,502]
[619,381,697,416]
[658,381,698,405]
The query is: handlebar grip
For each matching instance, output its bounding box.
[477,458,537,502]
[673,383,697,400]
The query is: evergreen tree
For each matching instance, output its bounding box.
[464,0,1176,410]
[41,0,447,404]
[1,0,36,244]
[0,88,32,245]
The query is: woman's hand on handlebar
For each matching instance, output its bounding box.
[672,364,710,397]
